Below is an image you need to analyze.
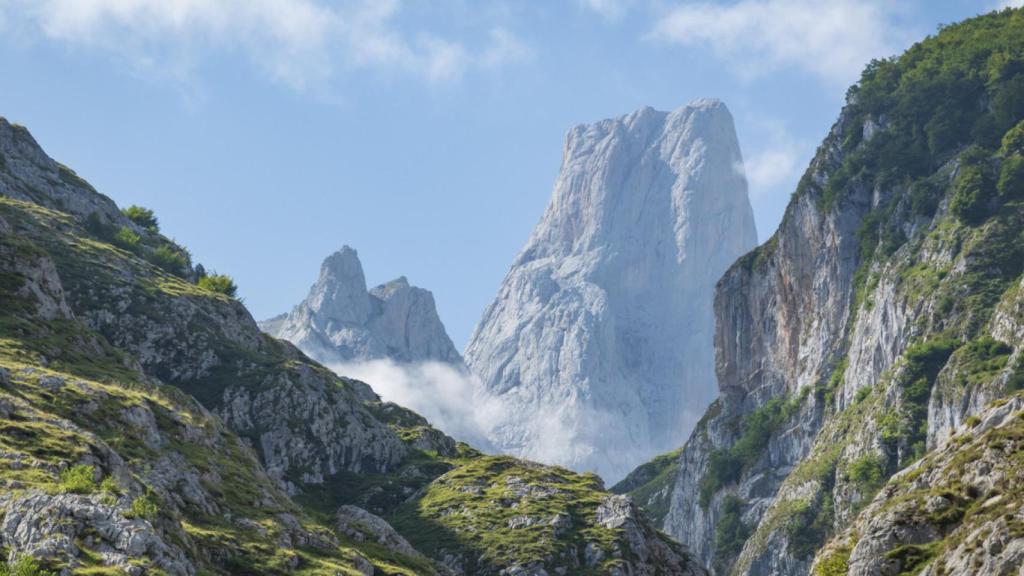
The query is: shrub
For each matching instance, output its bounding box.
[910,179,941,216]
[846,455,886,494]
[713,496,750,569]
[814,547,851,576]
[121,205,159,231]
[59,465,97,494]
[100,476,121,494]
[998,155,1024,199]
[112,226,141,252]
[854,386,872,404]
[950,163,995,224]
[149,244,190,276]
[699,395,800,507]
[787,491,835,558]
[0,556,55,576]
[125,494,159,522]
[699,450,742,507]
[1000,119,1024,156]
[198,273,237,298]
[84,212,114,239]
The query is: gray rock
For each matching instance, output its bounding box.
[465,100,758,483]
[261,246,463,366]
[335,504,422,558]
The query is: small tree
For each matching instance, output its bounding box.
[149,244,190,276]
[113,226,141,252]
[198,273,238,298]
[122,205,159,232]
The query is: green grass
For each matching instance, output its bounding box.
[388,454,633,574]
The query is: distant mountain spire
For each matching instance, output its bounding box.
[464,99,757,483]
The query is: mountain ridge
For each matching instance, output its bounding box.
[261,245,464,367]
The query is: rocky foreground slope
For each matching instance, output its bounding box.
[466,100,757,483]
[261,246,463,367]
[618,8,1024,576]
[0,118,700,574]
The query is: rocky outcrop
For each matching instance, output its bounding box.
[388,454,706,576]
[0,492,194,576]
[815,395,1024,576]
[624,10,1024,576]
[0,118,126,228]
[465,100,757,483]
[261,246,463,366]
[335,505,422,558]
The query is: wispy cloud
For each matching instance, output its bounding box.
[996,0,1023,8]
[5,0,532,92]
[739,119,814,199]
[579,0,633,20]
[328,359,503,450]
[650,0,913,87]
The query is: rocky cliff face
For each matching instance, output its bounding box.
[621,9,1024,576]
[465,100,758,483]
[261,246,463,366]
[0,116,700,575]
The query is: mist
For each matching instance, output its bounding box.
[327,359,504,451]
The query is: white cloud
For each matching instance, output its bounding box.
[5,0,532,91]
[997,0,1023,8]
[328,359,504,449]
[738,119,813,199]
[650,0,911,87]
[580,0,633,20]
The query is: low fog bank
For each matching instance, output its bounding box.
[327,359,502,451]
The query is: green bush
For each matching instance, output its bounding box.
[125,494,159,521]
[59,464,97,494]
[100,476,121,494]
[198,273,238,298]
[813,547,851,576]
[149,244,190,276]
[846,455,886,494]
[699,450,742,507]
[787,491,835,558]
[713,496,750,569]
[121,205,159,231]
[0,556,55,576]
[998,155,1024,199]
[112,226,141,252]
[1000,119,1024,156]
[84,212,113,239]
[699,395,801,507]
[950,162,995,224]
[909,179,942,216]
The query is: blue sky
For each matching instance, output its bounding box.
[0,0,1016,348]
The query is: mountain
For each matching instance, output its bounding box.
[465,99,758,483]
[617,8,1024,575]
[260,246,463,366]
[0,118,702,574]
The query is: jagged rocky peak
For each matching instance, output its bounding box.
[465,98,758,483]
[262,246,463,365]
[308,245,373,324]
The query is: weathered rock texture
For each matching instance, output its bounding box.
[621,9,1024,576]
[465,100,757,483]
[261,246,463,366]
[0,115,700,575]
